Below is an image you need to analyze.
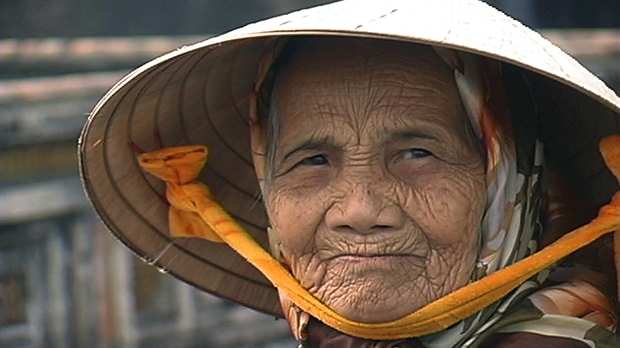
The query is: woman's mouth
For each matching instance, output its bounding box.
[332,254,425,268]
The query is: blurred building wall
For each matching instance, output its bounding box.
[1,0,618,40]
[0,0,331,39]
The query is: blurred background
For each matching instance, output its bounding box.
[0,1,618,347]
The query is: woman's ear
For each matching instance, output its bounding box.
[267,226,282,261]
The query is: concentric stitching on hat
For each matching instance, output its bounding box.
[98,51,271,287]
[229,40,256,126]
[187,44,269,220]
[175,49,207,147]
[195,48,260,196]
[149,48,270,282]
[106,59,179,234]
[174,47,264,204]
[152,47,266,228]
[133,46,257,205]
[139,55,270,278]
[124,50,201,201]
[162,44,266,219]
[197,51,254,168]
[169,237,275,288]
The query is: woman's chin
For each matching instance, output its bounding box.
[332,300,422,324]
[310,260,436,323]
[321,283,429,323]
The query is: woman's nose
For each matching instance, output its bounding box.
[325,184,405,234]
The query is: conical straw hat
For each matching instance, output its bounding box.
[79,0,620,317]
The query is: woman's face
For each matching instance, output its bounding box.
[265,39,486,323]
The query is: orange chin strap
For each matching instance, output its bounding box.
[136,135,620,340]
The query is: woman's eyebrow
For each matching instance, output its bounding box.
[282,136,333,161]
[388,129,440,143]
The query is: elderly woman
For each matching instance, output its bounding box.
[79,1,620,347]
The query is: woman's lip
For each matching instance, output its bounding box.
[330,254,426,269]
[330,254,424,262]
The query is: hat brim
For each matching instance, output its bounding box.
[79,0,620,317]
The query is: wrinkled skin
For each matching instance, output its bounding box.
[264,38,486,323]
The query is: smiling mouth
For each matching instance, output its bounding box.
[333,254,424,265]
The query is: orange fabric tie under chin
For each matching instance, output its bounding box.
[136,135,620,340]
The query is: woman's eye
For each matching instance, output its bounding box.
[300,154,329,166]
[399,148,432,160]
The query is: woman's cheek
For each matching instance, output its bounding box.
[266,175,337,291]
[266,183,327,261]
[388,157,438,184]
[444,184,484,244]
[399,167,485,247]
[273,164,333,192]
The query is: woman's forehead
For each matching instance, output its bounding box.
[271,38,465,136]
[275,37,453,86]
